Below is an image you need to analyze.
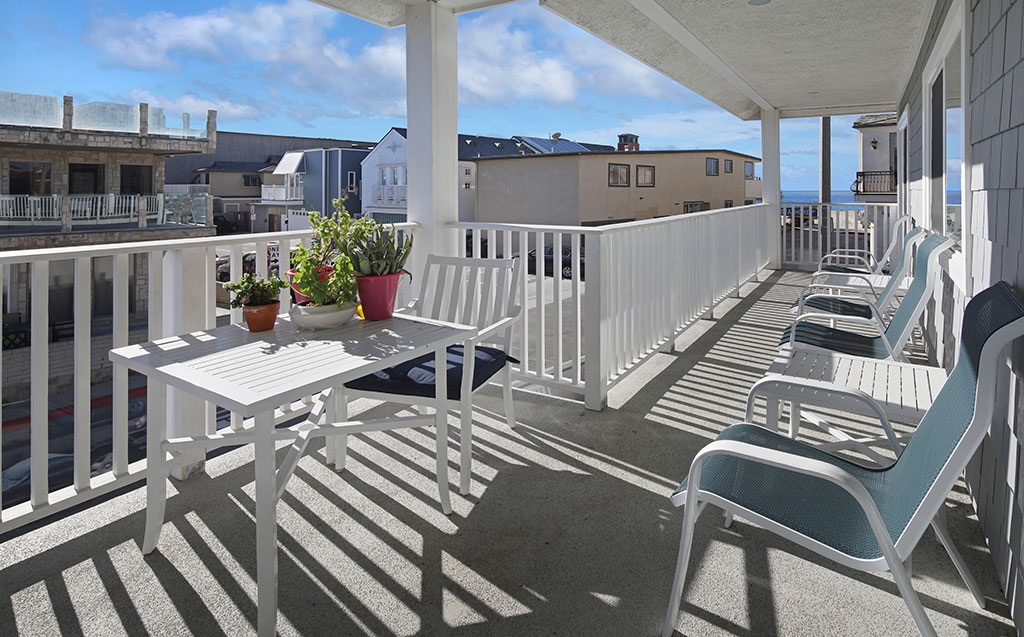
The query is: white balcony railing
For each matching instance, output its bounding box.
[780,202,899,270]
[0,223,419,535]
[373,185,407,204]
[453,203,776,408]
[0,193,209,228]
[164,184,211,195]
[261,184,304,201]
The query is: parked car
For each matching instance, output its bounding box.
[216,252,257,282]
[519,246,586,280]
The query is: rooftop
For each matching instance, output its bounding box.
[853,114,899,128]
[0,272,1011,635]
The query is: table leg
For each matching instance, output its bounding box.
[435,344,452,515]
[142,379,167,554]
[334,387,349,472]
[254,410,279,637]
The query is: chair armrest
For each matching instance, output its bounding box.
[802,284,878,303]
[466,314,518,347]
[745,377,900,453]
[819,252,875,271]
[796,293,886,334]
[393,298,420,316]
[786,312,895,359]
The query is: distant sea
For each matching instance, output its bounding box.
[782,190,962,205]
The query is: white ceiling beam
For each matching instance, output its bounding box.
[780,102,900,120]
[623,0,774,112]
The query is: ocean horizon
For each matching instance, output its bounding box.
[782,190,962,205]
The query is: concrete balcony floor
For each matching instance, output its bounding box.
[0,271,1014,635]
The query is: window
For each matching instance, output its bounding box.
[347,171,357,192]
[463,182,472,189]
[705,158,719,176]
[69,163,105,194]
[924,17,963,252]
[464,168,471,176]
[242,174,260,188]
[724,159,733,173]
[744,161,754,180]
[637,165,655,187]
[119,165,153,195]
[380,167,388,186]
[724,200,733,208]
[9,161,52,195]
[390,166,399,186]
[683,201,704,214]
[608,163,629,187]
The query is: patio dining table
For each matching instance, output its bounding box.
[109,313,477,636]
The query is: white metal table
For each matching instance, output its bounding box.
[759,349,949,462]
[110,313,476,637]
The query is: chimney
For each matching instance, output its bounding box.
[618,133,639,152]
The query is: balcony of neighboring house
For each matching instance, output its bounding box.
[853,170,898,196]
[260,183,305,204]
[372,183,408,205]
[0,192,211,235]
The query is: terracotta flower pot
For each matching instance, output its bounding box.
[242,301,280,332]
[286,267,332,304]
[356,272,402,320]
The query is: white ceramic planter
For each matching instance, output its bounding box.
[289,301,357,330]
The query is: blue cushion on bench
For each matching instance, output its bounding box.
[344,345,512,400]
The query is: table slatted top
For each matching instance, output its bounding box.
[110,314,475,415]
[767,350,948,422]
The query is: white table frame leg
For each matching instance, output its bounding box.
[142,378,167,554]
[434,344,452,514]
[254,410,278,637]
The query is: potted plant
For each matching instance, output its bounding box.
[287,207,359,329]
[341,211,413,320]
[223,273,288,332]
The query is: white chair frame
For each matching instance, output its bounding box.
[328,255,521,501]
[817,213,912,275]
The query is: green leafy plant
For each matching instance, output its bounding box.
[334,201,413,279]
[223,273,287,309]
[291,247,358,307]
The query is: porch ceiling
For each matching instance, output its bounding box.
[316,0,933,121]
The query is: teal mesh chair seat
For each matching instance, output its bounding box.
[795,295,873,318]
[821,263,872,274]
[779,322,890,358]
[781,233,951,360]
[664,281,1024,637]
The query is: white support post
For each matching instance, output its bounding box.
[405,2,459,282]
[761,107,782,269]
[162,248,210,480]
[583,233,608,410]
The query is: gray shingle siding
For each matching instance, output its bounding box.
[900,0,1024,627]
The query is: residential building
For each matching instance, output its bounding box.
[164,131,374,233]
[475,148,761,226]
[361,126,614,223]
[264,146,372,231]
[851,113,898,202]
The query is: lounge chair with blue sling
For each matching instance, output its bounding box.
[791,226,927,318]
[817,213,912,274]
[780,233,953,361]
[662,281,1024,636]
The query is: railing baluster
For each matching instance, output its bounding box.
[535,231,546,377]
[518,229,529,375]
[30,261,49,508]
[571,233,581,385]
[229,245,242,324]
[112,253,129,476]
[205,246,218,436]
[553,231,563,382]
[73,257,91,491]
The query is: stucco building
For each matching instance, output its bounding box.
[851,113,898,202]
[475,149,762,226]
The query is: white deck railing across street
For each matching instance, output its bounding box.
[0,193,210,227]
[780,202,898,270]
[261,184,304,201]
[0,223,419,534]
[453,203,776,409]
[164,184,211,195]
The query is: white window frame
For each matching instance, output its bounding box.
[347,170,357,192]
[920,0,967,289]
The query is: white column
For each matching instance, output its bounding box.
[761,107,781,268]
[406,2,459,280]
[819,116,831,203]
[162,248,210,480]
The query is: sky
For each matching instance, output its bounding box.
[0,0,868,191]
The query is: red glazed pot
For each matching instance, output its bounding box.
[242,301,280,332]
[356,272,402,320]
[286,267,332,304]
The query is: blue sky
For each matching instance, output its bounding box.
[0,0,866,190]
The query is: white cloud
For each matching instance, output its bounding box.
[127,89,268,122]
[563,109,761,150]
